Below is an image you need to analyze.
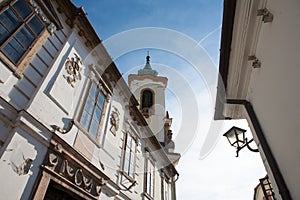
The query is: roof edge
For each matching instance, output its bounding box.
[214,0,237,120]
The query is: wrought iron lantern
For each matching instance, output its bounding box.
[223,126,259,157]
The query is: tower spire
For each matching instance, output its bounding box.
[146,51,150,64]
[137,53,158,76]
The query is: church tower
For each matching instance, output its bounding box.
[128,55,168,144]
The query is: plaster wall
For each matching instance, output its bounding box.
[0,127,48,200]
[247,0,300,198]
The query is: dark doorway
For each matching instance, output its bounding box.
[44,181,84,200]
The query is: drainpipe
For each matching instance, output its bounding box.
[226,99,292,200]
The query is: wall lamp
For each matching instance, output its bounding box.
[223,126,259,157]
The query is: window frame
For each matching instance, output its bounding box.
[144,150,155,200]
[76,79,108,142]
[0,0,48,78]
[162,177,171,200]
[120,131,137,182]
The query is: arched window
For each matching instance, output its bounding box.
[141,89,154,117]
[141,89,153,109]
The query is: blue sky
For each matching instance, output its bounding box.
[73,0,222,65]
[72,1,266,199]
[73,0,222,40]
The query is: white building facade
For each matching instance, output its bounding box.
[215,0,300,199]
[0,0,179,199]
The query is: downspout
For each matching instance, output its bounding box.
[226,99,292,200]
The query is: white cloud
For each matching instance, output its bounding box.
[176,119,266,200]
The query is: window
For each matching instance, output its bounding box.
[141,89,154,117]
[163,178,170,200]
[80,82,106,138]
[141,89,153,109]
[0,0,45,65]
[145,154,155,199]
[259,175,275,200]
[122,132,137,179]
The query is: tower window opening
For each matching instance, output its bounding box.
[141,89,154,117]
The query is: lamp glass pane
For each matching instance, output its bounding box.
[226,130,236,145]
[236,129,245,142]
[224,127,247,148]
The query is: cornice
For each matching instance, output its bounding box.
[226,0,264,99]
[215,0,265,119]
[55,0,101,49]
[128,74,168,88]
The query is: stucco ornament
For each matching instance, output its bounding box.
[63,53,82,87]
[110,107,120,135]
[46,151,106,197]
[29,0,57,34]
[5,141,35,176]
[10,153,33,176]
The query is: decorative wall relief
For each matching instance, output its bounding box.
[10,153,33,176]
[109,107,120,135]
[45,150,106,197]
[63,53,82,87]
[3,141,35,176]
[48,46,80,114]
[29,0,57,34]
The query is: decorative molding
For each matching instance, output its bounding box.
[109,107,120,135]
[224,0,265,119]
[88,64,113,96]
[46,152,104,196]
[128,74,168,88]
[10,153,33,176]
[29,0,57,34]
[88,70,96,82]
[55,1,102,48]
[63,53,82,87]
[106,94,111,102]
[43,143,108,198]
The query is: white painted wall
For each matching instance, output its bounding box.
[247,0,300,198]
[225,0,300,199]
[0,127,48,200]
[28,31,88,129]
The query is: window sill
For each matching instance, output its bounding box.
[143,192,154,200]
[119,170,136,183]
[74,120,101,148]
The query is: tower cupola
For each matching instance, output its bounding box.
[137,55,158,76]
